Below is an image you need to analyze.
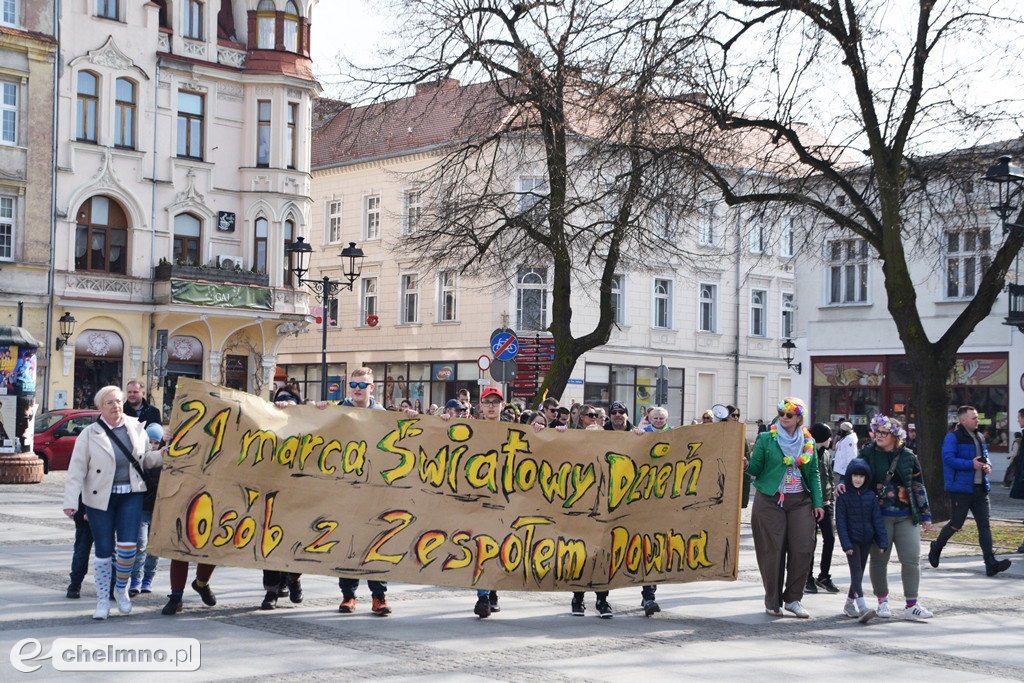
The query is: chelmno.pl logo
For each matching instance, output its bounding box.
[10,637,200,673]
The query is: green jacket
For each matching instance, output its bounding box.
[747,430,824,508]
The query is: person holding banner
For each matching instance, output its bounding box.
[747,397,824,619]
[472,386,508,618]
[62,386,165,620]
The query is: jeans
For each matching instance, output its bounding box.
[131,510,158,584]
[85,492,143,559]
[339,578,387,598]
[939,485,996,566]
[69,518,93,586]
[846,541,872,599]
[810,507,836,578]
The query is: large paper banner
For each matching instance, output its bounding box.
[150,380,743,591]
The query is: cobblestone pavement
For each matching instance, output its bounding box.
[2,474,1022,682]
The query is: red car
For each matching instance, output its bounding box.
[34,409,100,473]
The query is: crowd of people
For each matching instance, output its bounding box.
[61,377,1022,623]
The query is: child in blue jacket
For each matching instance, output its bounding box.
[835,458,888,623]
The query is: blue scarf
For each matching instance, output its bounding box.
[776,424,803,458]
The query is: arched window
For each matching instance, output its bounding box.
[516,267,548,331]
[257,0,276,49]
[114,78,135,148]
[283,1,300,52]
[75,196,128,274]
[283,218,295,284]
[173,213,202,265]
[76,71,98,142]
[254,216,268,272]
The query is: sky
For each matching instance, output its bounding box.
[310,0,385,101]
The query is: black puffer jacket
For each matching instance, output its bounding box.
[835,458,888,551]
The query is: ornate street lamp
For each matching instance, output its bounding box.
[285,238,365,400]
[983,155,1024,234]
[55,312,77,350]
[781,337,802,374]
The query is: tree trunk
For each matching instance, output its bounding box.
[906,351,955,521]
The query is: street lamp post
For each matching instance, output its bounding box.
[285,237,365,401]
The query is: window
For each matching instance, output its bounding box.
[74,196,128,274]
[1,0,15,26]
[438,271,458,322]
[0,196,13,260]
[750,288,767,337]
[516,266,548,331]
[184,0,203,39]
[518,176,548,219]
[750,223,769,254]
[113,78,135,148]
[172,214,201,264]
[254,217,268,272]
[286,103,297,168]
[1,82,15,144]
[400,273,420,324]
[284,1,300,52]
[327,200,342,243]
[364,194,380,240]
[257,0,276,49]
[283,219,295,284]
[699,283,717,333]
[827,238,869,304]
[76,72,98,142]
[361,277,378,322]
[176,91,203,158]
[946,228,992,299]
[780,216,795,257]
[256,100,271,166]
[781,292,795,340]
[97,0,117,20]
[653,278,672,329]
[404,189,422,234]
[610,274,624,325]
[698,206,716,246]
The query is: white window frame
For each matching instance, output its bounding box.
[438,270,458,322]
[97,0,118,20]
[610,274,625,326]
[326,199,343,244]
[653,278,673,329]
[826,238,869,305]
[257,0,275,49]
[749,222,769,254]
[1,0,16,27]
[698,205,717,247]
[779,216,795,258]
[750,288,767,337]
[516,266,548,332]
[0,81,15,144]
[780,292,795,340]
[944,228,991,300]
[360,276,378,324]
[0,196,14,261]
[183,0,203,40]
[403,188,422,235]
[518,176,548,214]
[363,194,381,241]
[400,272,420,324]
[698,282,717,333]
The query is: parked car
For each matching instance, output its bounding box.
[34,409,99,473]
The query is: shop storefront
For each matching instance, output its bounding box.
[810,352,1010,452]
[584,363,685,426]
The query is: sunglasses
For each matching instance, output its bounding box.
[610,409,627,415]
[730,413,740,418]
[349,381,371,389]
[583,412,599,418]
[777,411,797,418]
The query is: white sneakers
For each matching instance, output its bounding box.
[784,601,810,618]
[843,602,860,618]
[876,601,892,618]
[904,604,933,619]
[115,587,132,615]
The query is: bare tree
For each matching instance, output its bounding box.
[663,0,1024,513]
[334,0,712,405]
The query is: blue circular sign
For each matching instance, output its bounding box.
[490,332,519,361]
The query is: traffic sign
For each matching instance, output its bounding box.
[490,328,519,361]
[477,355,492,371]
[490,359,517,383]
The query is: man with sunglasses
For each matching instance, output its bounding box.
[442,398,468,418]
[337,367,392,616]
[604,401,634,431]
[471,386,508,618]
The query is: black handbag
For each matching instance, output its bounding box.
[97,420,161,511]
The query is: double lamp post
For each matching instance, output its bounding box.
[284,237,365,401]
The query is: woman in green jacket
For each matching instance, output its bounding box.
[746,397,824,619]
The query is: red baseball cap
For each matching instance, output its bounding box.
[480,386,504,401]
